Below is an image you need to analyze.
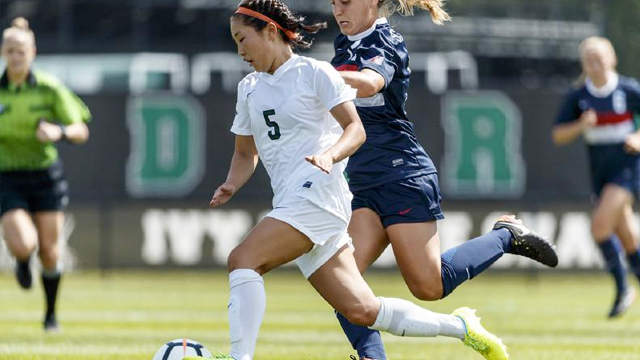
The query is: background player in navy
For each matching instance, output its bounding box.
[329,1,558,359]
[552,36,640,318]
[0,17,90,331]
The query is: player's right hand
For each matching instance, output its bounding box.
[210,183,237,208]
[305,153,333,174]
[579,109,597,129]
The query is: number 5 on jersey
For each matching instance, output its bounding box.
[263,109,281,140]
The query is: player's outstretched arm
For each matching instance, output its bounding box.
[210,135,259,208]
[339,68,385,98]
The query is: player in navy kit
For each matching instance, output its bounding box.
[329,1,559,360]
[553,36,640,318]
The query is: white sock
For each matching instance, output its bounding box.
[228,269,266,360]
[370,297,465,339]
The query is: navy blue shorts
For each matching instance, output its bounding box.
[0,161,69,217]
[351,173,444,228]
[588,144,640,199]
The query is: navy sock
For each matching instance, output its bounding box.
[336,311,386,360]
[627,248,640,283]
[441,228,511,298]
[597,237,628,293]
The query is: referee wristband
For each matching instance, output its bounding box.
[58,123,68,141]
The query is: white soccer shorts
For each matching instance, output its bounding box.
[266,195,353,278]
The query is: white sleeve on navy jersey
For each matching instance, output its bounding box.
[360,47,395,88]
[313,60,357,111]
[230,76,254,136]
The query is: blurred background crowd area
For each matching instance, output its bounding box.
[2,0,640,85]
[1,0,640,269]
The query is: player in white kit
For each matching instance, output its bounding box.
[198,1,510,360]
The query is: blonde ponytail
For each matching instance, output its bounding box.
[380,0,451,25]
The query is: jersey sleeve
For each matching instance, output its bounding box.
[52,85,91,125]
[623,77,640,113]
[313,61,357,111]
[356,46,395,89]
[230,80,253,136]
[555,89,582,125]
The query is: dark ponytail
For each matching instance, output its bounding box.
[232,0,327,49]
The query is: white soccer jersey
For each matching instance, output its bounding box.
[231,55,357,221]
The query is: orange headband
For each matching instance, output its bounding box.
[235,7,298,40]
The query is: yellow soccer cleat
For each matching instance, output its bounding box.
[213,355,235,360]
[452,307,509,360]
[183,355,234,360]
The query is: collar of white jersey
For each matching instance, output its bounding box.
[259,54,299,83]
[586,71,619,98]
[347,18,388,42]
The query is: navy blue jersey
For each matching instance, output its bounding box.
[555,74,640,145]
[556,74,640,198]
[331,18,436,191]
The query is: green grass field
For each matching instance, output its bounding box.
[1,270,639,360]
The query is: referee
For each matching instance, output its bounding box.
[0,17,90,332]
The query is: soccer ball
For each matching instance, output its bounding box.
[152,338,213,360]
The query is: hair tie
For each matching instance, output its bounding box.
[235,7,298,40]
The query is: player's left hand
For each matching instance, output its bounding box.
[305,154,333,174]
[624,133,640,154]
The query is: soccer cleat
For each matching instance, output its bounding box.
[15,260,33,289]
[349,356,385,360]
[184,355,235,360]
[608,287,636,318]
[43,314,61,333]
[212,353,236,359]
[493,217,558,268]
[452,307,509,360]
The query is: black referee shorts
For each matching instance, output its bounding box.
[0,161,69,217]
